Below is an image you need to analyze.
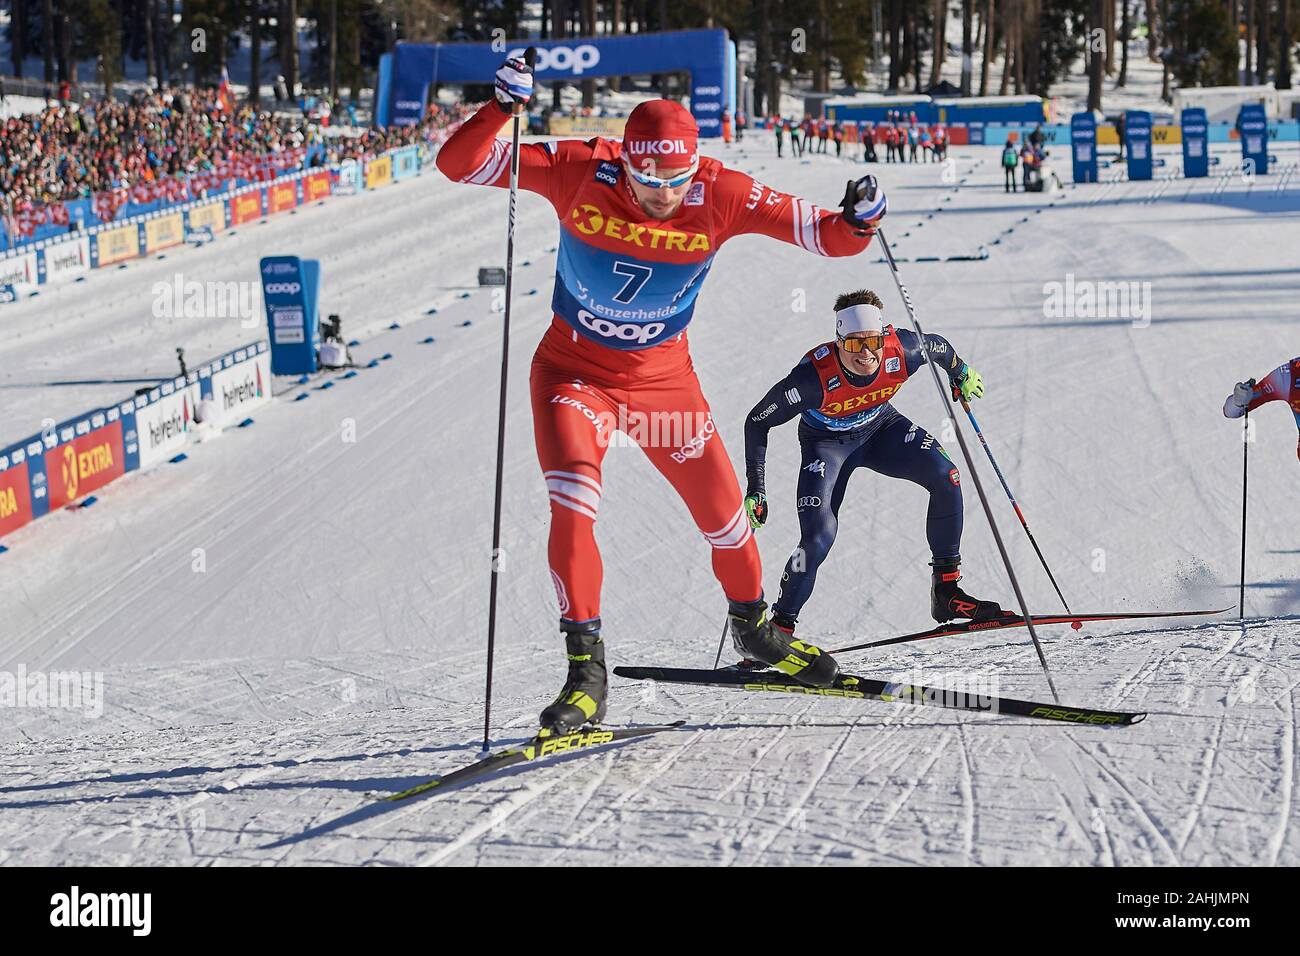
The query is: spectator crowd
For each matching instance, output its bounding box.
[1,85,478,243]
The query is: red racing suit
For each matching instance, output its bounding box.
[1226,358,1300,462]
[436,101,874,624]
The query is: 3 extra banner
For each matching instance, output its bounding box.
[0,451,34,538]
[43,418,126,511]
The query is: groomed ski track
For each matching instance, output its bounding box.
[1,130,1297,865]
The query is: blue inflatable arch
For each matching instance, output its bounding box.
[378,29,734,137]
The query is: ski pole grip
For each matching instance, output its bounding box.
[512,47,538,116]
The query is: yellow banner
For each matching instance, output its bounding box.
[549,115,628,137]
[1098,125,1182,145]
[144,212,184,253]
[97,224,140,266]
[365,155,393,189]
[188,202,226,232]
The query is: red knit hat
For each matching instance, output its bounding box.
[622,100,698,171]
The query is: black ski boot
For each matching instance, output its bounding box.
[931,558,1005,623]
[772,608,799,637]
[538,620,607,733]
[728,600,838,687]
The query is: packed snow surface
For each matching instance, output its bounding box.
[1,130,1297,865]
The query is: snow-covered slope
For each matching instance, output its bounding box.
[1,132,1297,865]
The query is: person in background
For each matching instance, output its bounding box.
[1020,140,1037,189]
[775,114,786,158]
[1002,138,1019,192]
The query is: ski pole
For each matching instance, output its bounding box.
[483,47,536,752]
[1239,410,1249,620]
[875,226,1060,703]
[959,396,1072,615]
[712,618,729,670]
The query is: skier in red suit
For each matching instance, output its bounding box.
[1224,357,1300,462]
[436,55,888,731]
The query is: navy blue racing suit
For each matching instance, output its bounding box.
[744,328,968,622]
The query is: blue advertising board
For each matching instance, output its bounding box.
[1181,108,1209,178]
[1238,103,1269,176]
[391,146,421,181]
[1071,113,1097,184]
[1125,110,1153,181]
[261,256,321,375]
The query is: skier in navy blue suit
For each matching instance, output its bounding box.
[743,289,1007,637]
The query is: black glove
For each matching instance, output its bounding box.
[840,174,887,229]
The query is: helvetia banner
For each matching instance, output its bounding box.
[134,379,201,469]
[42,237,91,283]
[0,249,39,288]
[203,345,272,428]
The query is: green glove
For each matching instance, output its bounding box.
[952,363,984,402]
[744,491,768,529]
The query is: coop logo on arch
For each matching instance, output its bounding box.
[509,45,601,75]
